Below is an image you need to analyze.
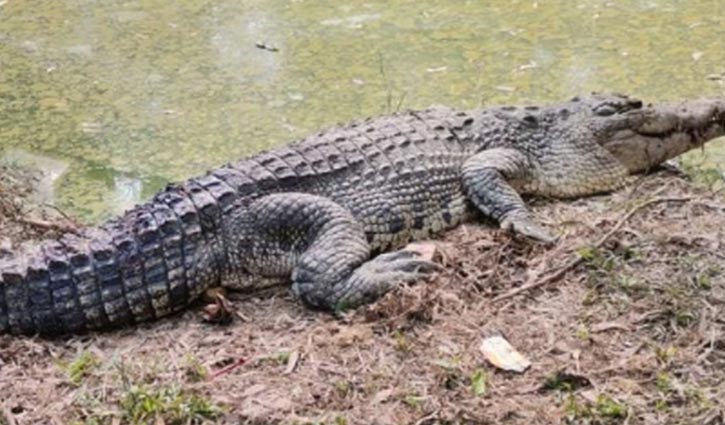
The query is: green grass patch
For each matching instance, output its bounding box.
[58,351,99,385]
[679,159,725,188]
[120,384,221,424]
[470,369,487,397]
[183,354,208,383]
[565,393,628,422]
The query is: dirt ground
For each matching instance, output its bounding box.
[1,165,724,425]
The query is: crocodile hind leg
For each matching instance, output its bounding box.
[461,148,555,243]
[229,193,439,310]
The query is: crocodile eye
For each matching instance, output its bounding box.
[595,104,617,116]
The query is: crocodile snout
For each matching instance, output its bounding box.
[636,98,725,136]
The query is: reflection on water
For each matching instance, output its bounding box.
[0,148,68,204]
[112,174,143,214]
[0,0,723,222]
[0,148,149,218]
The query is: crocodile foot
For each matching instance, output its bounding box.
[293,249,442,311]
[336,249,443,309]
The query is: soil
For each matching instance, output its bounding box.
[0,165,724,425]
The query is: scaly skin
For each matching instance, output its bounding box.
[1,94,723,336]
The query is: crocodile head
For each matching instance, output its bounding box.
[583,93,725,173]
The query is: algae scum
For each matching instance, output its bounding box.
[0,0,723,222]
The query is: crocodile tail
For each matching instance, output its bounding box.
[0,173,238,336]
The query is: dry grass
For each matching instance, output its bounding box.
[1,166,724,425]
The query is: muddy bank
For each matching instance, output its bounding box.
[0,165,75,253]
[0,167,724,424]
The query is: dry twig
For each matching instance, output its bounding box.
[208,357,246,381]
[493,196,693,302]
[16,217,79,234]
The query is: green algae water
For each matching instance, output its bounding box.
[0,0,723,222]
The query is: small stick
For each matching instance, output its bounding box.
[16,217,79,234]
[208,357,246,381]
[414,410,440,425]
[493,196,693,302]
[42,202,80,224]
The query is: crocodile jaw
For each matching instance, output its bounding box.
[601,98,725,174]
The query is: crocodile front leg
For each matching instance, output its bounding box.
[461,148,555,243]
[227,193,439,310]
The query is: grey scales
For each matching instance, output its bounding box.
[1,93,724,336]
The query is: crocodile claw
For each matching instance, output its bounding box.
[500,216,557,245]
[368,249,444,274]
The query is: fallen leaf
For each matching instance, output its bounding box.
[480,335,531,373]
[201,289,235,324]
[371,388,394,404]
[283,350,300,375]
[404,242,438,261]
[203,287,227,302]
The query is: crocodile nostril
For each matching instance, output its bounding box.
[595,105,617,116]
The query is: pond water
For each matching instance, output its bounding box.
[0,0,723,222]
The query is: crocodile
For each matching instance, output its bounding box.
[1,94,724,336]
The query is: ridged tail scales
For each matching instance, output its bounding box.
[0,175,237,336]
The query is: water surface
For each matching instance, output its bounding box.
[0,0,723,221]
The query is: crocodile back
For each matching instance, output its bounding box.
[218,108,480,250]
